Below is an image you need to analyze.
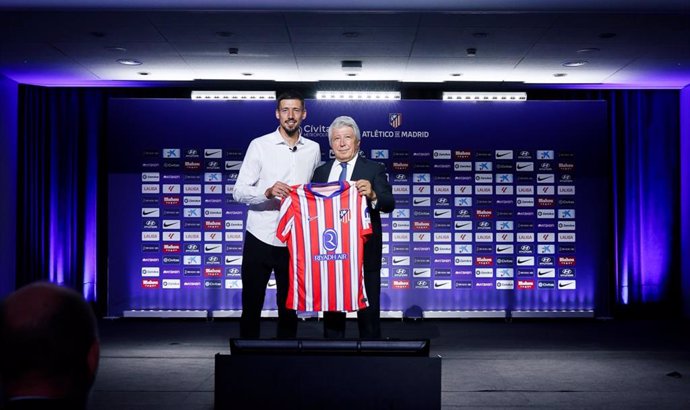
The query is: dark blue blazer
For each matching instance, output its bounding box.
[312,156,395,272]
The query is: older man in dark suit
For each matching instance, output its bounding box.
[311,115,395,339]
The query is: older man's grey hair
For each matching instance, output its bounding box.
[328,116,361,142]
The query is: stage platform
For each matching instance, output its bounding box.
[89,317,690,409]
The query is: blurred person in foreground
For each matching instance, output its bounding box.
[0,282,99,410]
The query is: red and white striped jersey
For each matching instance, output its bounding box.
[277,181,372,312]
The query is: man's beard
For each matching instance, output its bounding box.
[282,123,299,136]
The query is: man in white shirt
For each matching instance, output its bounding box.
[233,90,321,338]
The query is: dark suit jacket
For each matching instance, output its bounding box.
[312,156,395,272]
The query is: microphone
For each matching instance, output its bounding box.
[290,146,297,152]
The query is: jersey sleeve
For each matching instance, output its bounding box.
[276,194,294,243]
[359,192,372,237]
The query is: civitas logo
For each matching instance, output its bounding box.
[204,280,222,289]
[495,280,514,290]
[538,280,555,289]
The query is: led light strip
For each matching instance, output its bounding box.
[442,92,527,101]
[191,91,276,100]
[316,91,401,100]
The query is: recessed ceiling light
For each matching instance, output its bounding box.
[553,73,567,77]
[241,72,253,76]
[116,59,142,66]
[105,46,127,53]
[342,32,360,38]
[216,31,233,38]
[562,61,588,67]
[341,60,363,72]
[577,47,600,54]
[598,32,616,39]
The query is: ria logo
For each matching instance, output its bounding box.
[322,229,339,251]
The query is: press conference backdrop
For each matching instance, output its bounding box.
[107,99,609,316]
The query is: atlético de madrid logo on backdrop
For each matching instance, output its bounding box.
[389,113,402,128]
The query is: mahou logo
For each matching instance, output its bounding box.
[558,256,576,266]
[475,209,493,219]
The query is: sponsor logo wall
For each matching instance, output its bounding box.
[108,99,609,314]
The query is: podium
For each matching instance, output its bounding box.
[214,339,441,409]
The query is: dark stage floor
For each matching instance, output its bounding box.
[89,317,690,409]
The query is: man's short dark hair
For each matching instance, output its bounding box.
[276,90,305,109]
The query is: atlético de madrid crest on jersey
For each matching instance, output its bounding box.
[389,113,402,129]
[339,209,350,223]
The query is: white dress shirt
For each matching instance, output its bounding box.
[233,127,321,246]
[326,155,379,209]
[326,155,358,182]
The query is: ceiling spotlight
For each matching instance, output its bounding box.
[341,60,363,72]
[553,73,567,77]
[116,59,143,66]
[342,32,360,38]
[466,48,477,57]
[576,47,600,54]
[228,47,239,55]
[562,61,588,67]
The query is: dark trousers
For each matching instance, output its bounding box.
[240,232,297,338]
[323,268,381,339]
